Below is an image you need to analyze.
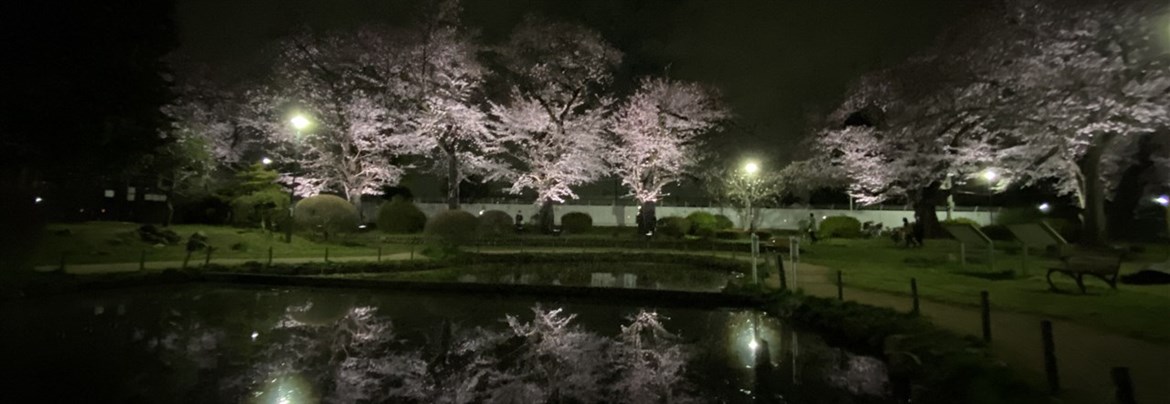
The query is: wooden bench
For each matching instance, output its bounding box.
[1047,255,1122,293]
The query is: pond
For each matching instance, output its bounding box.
[0,285,892,403]
[351,261,745,293]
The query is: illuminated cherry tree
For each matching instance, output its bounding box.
[608,77,728,232]
[249,29,425,208]
[816,61,1001,235]
[402,0,505,210]
[987,0,1170,243]
[489,17,621,232]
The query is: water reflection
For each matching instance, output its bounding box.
[0,286,893,403]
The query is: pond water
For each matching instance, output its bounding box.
[0,285,892,403]
[365,262,743,293]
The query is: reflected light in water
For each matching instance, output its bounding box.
[252,375,313,404]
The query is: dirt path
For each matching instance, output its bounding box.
[778,262,1170,404]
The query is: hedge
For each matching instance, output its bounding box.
[477,210,514,239]
[377,196,427,234]
[686,211,718,238]
[819,216,862,239]
[293,195,359,237]
[656,216,690,239]
[425,210,479,248]
[560,212,593,234]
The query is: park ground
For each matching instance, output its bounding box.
[21,221,1170,403]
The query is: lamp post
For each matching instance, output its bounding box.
[743,161,759,233]
[982,169,998,223]
[284,114,312,243]
[1156,195,1169,261]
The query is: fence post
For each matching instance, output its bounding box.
[1111,367,1136,404]
[377,246,382,262]
[267,246,274,268]
[324,247,330,263]
[980,291,991,342]
[183,250,192,269]
[776,253,787,290]
[1041,320,1060,394]
[204,247,212,267]
[139,250,146,271]
[58,252,67,272]
[910,278,920,316]
[837,270,844,301]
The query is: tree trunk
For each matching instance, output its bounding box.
[446,151,460,210]
[538,200,555,234]
[347,191,364,223]
[1079,133,1118,246]
[1107,134,1153,240]
[638,200,657,236]
[911,184,944,238]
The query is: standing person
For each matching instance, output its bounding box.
[912,212,926,247]
[806,213,819,243]
[901,218,919,247]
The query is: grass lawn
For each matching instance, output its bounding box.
[801,237,1170,344]
[33,222,412,266]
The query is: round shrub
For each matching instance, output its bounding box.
[819,216,862,239]
[714,229,742,240]
[231,189,290,229]
[656,216,690,239]
[713,214,735,230]
[294,195,359,236]
[377,196,426,234]
[686,211,718,238]
[477,210,514,239]
[561,212,593,234]
[425,209,478,247]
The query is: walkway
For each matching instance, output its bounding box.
[782,262,1170,404]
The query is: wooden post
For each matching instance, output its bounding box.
[980,291,991,342]
[204,247,212,267]
[324,247,330,263]
[836,270,844,301]
[377,246,382,262]
[59,252,67,272]
[183,250,192,269]
[777,253,787,290]
[1111,367,1136,404]
[960,243,966,268]
[1041,320,1060,394]
[139,250,146,271]
[910,278,920,316]
[410,245,414,260]
[267,246,273,267]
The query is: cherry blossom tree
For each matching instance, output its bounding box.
[489,17,621,233]
[401,0,505,210]
[608,77,729,234]
[988,0,1170,243]
[249,29,426,210]
[815,58,1002,236]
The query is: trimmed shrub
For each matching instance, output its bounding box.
[231,189,290,229]
[293,195,359,237]
[940,217,980,227]
[377,196,426,234]
[686,211,718,238]
[819,216,862,239]
[477,210,514,239]
[713,214,735,230]
[656,216,690,239]
[425,209,478,248]
[714,230,742,240]
[560,212,593,234]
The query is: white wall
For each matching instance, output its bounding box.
[380,202,993,230]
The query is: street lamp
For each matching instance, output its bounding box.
[742,161,760,233]
[981,169,998,223]
[284,113,313,243]
[1155,195,1170,207]
[1156,195,1170,262]
[261,157,273,166]
[982,169,998,182]
[744,161,760,176]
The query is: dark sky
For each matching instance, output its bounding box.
[177,0,974,166]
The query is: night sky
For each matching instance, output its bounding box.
[177,0,975,166]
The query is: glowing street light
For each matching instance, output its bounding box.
[1038,202,1051,213]
[289,114,311,131]
[748,339,759,351]
[982,169,998,182]
[261,157,273,165]
[743,161,760,175]
[1155,195,1170,207]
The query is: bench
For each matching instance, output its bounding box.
[1047,255,1122,293]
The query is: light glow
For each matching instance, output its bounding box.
[290,114,311,131]
[743,161,760,175]
[982,169,998,182]
[1038,202,1051,213]
[261,157,273,165]
[1155,195,1170,207]
[748,339,759,351]
[34,197,43,204]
